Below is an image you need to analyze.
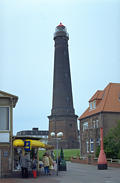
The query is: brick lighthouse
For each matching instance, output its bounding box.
[48,23,79,149]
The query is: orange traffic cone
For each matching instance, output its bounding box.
[33,170,37,178]
[98,128,107,170]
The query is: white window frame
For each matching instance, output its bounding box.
[96,119,99,128]
[83,122,88,131]
[0,106,10,131]
[90,139,94,153]
[89,100,96,110]
[90,102,92,110]
[93,100,96,109]
[86,141,89,153]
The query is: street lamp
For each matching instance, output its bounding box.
[50,131,63,176]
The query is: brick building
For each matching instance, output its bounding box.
[0,90,18,177]
[78,83,120,157]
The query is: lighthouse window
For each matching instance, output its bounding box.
[65,73,68,78]
[66,97,69,101]
[64,51,67,56]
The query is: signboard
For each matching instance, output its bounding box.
[24,141,31,151]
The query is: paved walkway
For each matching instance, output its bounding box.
[0,162,120,183]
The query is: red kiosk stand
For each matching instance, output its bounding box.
[98,128,107,170]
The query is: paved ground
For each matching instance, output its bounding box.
[0,162,120,183]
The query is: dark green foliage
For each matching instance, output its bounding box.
[96,121,120,159]
[117,150,120,159]
[96,120,120,159]
[60,147,64,160]
[31,148,35,159]
[104,120,120,159]
[95,145,100,157]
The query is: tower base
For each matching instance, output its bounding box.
[48,115,79,149]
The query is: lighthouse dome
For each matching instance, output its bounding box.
[54,22,69,39]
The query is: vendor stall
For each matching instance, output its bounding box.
[13,136,53,172]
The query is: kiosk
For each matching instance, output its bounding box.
[13,136,53,172]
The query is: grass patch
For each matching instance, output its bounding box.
[39,149,80,161]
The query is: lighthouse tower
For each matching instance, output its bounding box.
[48,23,79,149]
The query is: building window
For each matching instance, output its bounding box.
[93,120,99,128]
[90,102,92,110]
[96,138,100,146]
[89,100,96,110]
[93,120,96,128]
[96,120,99,128]
[83,122,88,131]
[93,100,96,109]
[86,141,89,153]
[0,107,9,131]
[90,138,94,152]
[118,94,120,102]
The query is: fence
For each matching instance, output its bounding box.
[71,156,120,167]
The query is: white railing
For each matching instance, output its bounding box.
[107,158,120,164]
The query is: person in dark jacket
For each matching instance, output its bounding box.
[20,152,30,178]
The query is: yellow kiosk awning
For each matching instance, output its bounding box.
[13,139,53,149]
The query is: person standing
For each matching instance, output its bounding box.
[48,154,54,175]
[20,153,26,178]
[32,156,37,178]
[51,150,55,160]
[42,153,50,175]
[20,152,30,178]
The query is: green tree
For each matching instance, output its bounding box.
[60,147,64,160]
[96,121,120,159]
[104,120,120,158]
[97,120,120,159]
[96,145,100,157]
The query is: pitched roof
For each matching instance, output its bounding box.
[89,90,103,102]
[79,83,120,120]
[0,90,18,107]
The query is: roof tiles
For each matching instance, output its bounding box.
[79,83,120,120]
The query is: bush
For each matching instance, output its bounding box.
[117,150,120,159]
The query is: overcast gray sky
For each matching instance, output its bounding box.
[0,0,120,135]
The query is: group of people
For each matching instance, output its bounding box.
[42,152,54,175]
[20,151,55,178]
[20,152,37,178]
